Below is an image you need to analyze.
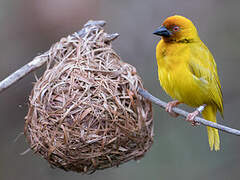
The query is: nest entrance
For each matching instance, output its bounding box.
[25,21,153,173]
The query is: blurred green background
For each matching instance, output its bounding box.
[0,0,240,179]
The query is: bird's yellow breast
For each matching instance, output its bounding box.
[156,40,209,107]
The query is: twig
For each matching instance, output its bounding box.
[138,88,240,136]
[0,20,239,136]
[0,53,49,93]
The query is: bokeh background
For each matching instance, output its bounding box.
[0,0,240,179]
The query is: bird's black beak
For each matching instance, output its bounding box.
[153,26,171,37]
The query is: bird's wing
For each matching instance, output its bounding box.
[188,42,223,116]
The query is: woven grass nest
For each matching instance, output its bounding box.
[24,21,153,173]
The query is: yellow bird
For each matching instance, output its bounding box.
[153,15,223,151]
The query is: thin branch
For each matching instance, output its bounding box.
[0,53,49,93]
[138,88,240,136]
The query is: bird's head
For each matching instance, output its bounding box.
[153,15,199,42]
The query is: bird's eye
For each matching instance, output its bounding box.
[173,26,180,32]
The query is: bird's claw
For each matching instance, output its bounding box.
[186,110,200,127]
[165,100,180,117]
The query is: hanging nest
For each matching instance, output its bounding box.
[24,20,153,173]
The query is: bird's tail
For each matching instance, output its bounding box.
[202,105,220,151]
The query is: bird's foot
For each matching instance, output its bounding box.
[165,100,181,117]
[186,104,206,126]
[186,110,200,126]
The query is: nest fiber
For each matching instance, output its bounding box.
[25,21,153,173]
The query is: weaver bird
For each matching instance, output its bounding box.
[153,15,223,151]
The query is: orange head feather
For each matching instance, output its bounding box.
[154,15,199,42]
